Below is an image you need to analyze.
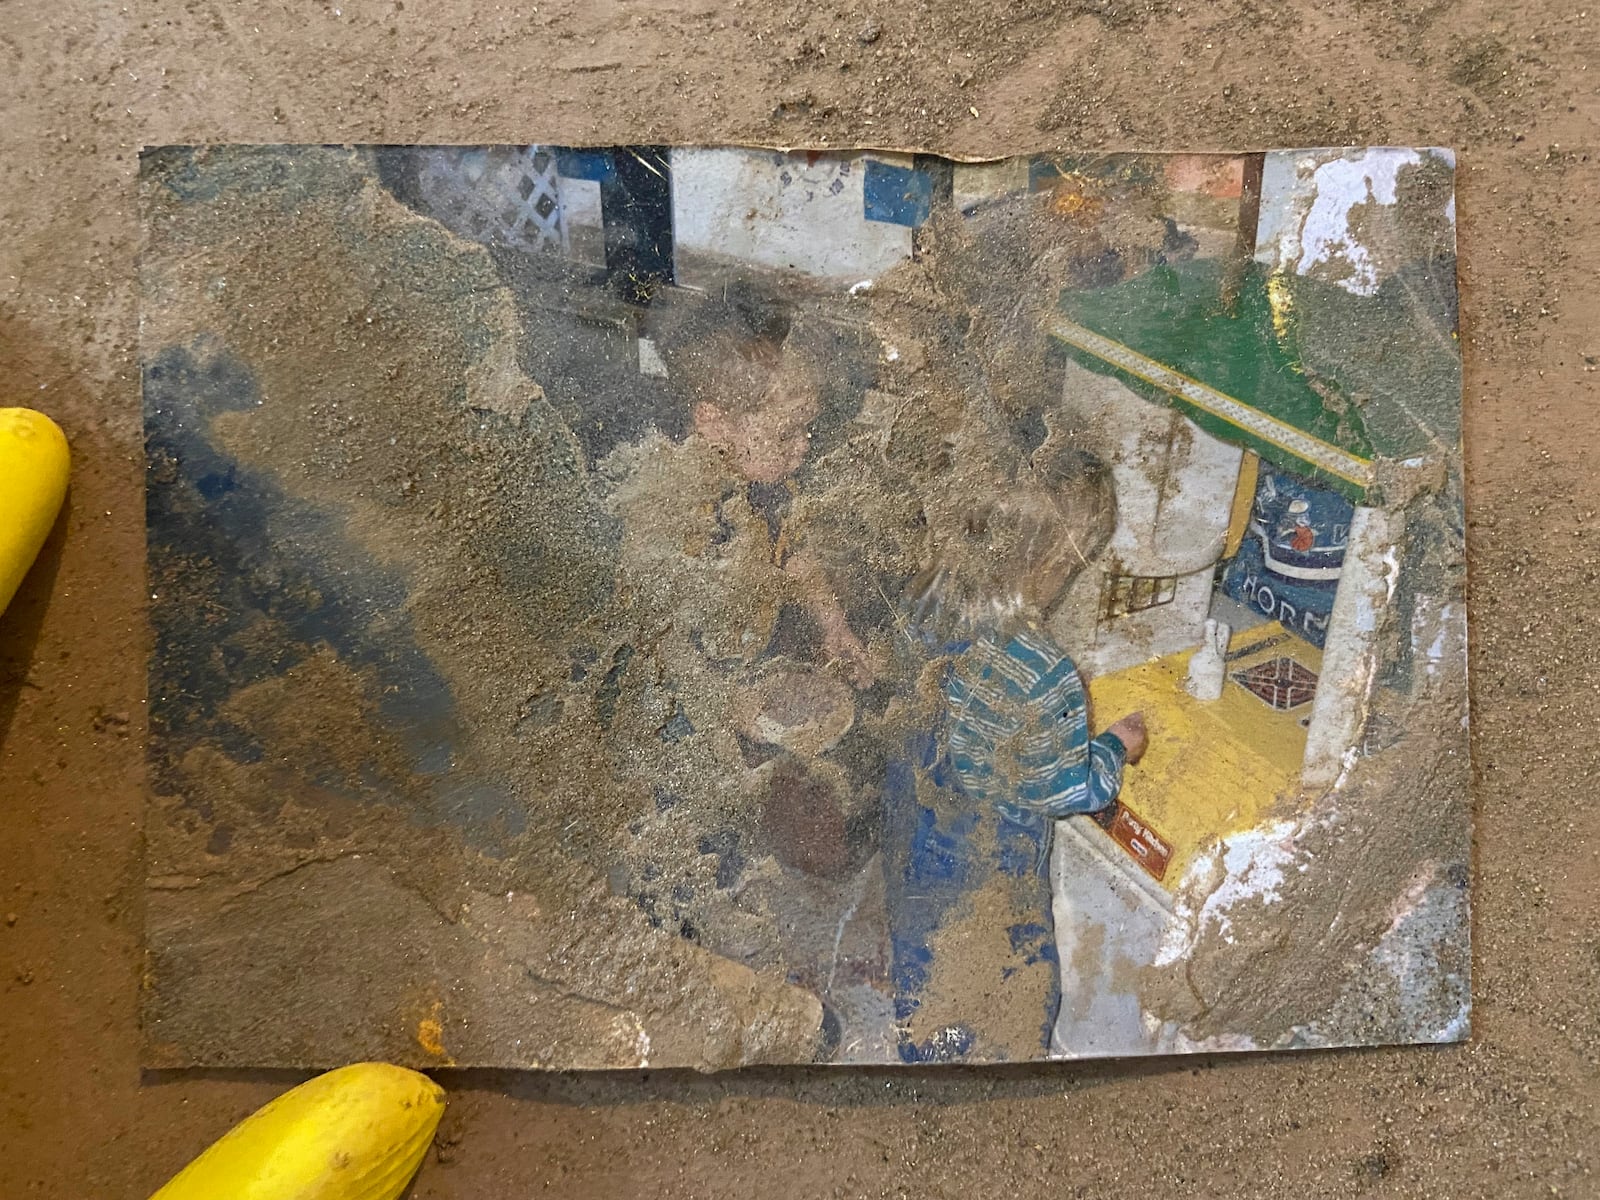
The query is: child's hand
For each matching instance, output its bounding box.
[1108,712,1149,764]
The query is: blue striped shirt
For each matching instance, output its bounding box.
[944,628,1125,819]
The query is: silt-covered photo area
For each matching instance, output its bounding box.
[140,144,1466,1069]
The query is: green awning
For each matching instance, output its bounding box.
[1052,260,1376,503]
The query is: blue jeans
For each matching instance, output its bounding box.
[882,733,1062,1063]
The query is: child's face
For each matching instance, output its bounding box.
[693,352,820,484]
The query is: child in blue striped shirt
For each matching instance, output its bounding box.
[884,448,1147,1062]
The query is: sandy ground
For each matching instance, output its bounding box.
[1,1,1596,1196]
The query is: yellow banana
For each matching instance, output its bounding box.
[0,407,69,618]
[150,1062,446,1200]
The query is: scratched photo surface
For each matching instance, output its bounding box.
[140,145,1466,1069]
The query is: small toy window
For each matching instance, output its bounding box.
[1101,573,1178,620]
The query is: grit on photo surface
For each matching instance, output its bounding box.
[140,144,1466,1069]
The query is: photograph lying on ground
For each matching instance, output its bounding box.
[140,144,1467,1068]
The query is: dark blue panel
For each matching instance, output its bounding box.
[602,146,674,298]
[554,147,616,182]
[1219,466,1354,647]
[1220,539,1339,647]
[863,159,933,227]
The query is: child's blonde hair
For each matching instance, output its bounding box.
[906,443,1116,637]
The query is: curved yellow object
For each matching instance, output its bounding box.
[0,407,69,618]
[150,1063,447,1200]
